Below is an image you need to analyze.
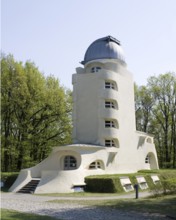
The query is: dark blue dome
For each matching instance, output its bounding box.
[81,36,125,64]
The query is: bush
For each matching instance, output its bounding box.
[145,175,156,188]
[149,182,163,197]
[149,171,176,196]
[85,170,176,194]
[85,176,124,193]
[161,178,176,194]
[1,172,19,189]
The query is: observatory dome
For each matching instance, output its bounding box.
[81,36,125,64]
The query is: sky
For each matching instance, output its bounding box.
[2,0,176,89]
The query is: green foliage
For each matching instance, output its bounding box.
[138,169,160,174]
[85,170,176,194]
[1,172,19,188]
[1,54,72,172]
[135,72,176,168]
[85,176,124,193]
[159,171,176,194]
[1,209,58,220]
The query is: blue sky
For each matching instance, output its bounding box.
[2,0,176,89]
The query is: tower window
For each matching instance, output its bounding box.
[105,100,118,109]
[105,101,115,109]
[105,139,115,147]
[64,156,77,170]
[105,81,116,90]
[91,67,101,73]
[105,120,115,128]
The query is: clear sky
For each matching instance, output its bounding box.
[2,0,176,89]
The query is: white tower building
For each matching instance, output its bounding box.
[10,36,159,193]
[72,36,136,148]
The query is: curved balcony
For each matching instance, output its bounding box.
[102,127,119,138]
[100,89,118,100]
[99,108,119,119]
[97,70,118,82]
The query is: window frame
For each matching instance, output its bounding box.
[105,101,115,109]
[105,120,115,128]
[91,67,101,73]
[89,161,101,169]
[105,139,115,147]
[64,156,77,170]
[105,81,116,90]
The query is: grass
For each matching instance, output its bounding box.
[35,191,129,197]
[1,209,60,220]
[49,194,176,218]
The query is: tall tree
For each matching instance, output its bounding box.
[135,72,176,168]
[134,84,153,133]
[1,54,72,171]
[148,73,176,168]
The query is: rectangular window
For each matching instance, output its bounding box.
[105,140,115,147]
[105,82,115,89]
[91,67,101,73]
[105,120,115,128]
[105,101,115,109]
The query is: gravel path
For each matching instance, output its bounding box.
[1,192,169,220]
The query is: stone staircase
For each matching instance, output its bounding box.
[18,179,40,194]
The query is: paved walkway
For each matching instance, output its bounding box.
[1,192,169,220]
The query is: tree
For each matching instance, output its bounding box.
[134,84,153,133]
[148,73,176,168]
[135,72,176,168]
[1,54,72,171]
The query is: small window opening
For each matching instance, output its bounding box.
[145,155,150,164]
[105,81,116,90]
[105,139,115,147]
[105,101,115,109]
[89,161,101,169]
[64,156,77,170]
[105,120,115,128]
[91,67,101,73]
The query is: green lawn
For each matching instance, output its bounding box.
[105,195,176,218]
[49,195,176,218]
[1,209,60,220]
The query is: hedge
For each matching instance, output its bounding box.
[85,176,124,193]
[85,170,176,194]
[1,172,19,188]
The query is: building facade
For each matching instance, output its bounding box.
[10,36,159,193]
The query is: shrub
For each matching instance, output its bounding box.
[161,178,176,194]
[149,182,163,197]
[85,176,124,193]
[149,171,176,196]
[145,175,156,188]
[1,172,19,189]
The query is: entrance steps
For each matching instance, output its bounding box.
[18,179,40,194]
